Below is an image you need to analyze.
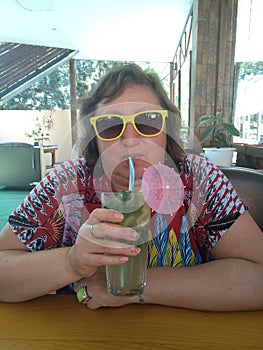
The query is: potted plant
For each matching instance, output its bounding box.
[25,114,52,146]
[197,111,240,166]
[25,127,50,146]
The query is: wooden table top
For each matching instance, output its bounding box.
[43,144,58,150]
[0,295,262,350]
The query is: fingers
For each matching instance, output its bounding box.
[78,208,141,247]
[87,252,130,266]
[68,243,140,278]
[78,226,141,256]
[88,208,124,224]
[78,221,139,246]
[68,208,143,278]
[67,241,139,279]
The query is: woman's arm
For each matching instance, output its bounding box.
[77,211,263,311]
[0,209,140,302]
[142,211,263,311]
[0,225,78,302]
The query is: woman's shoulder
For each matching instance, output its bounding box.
[51,158,91,177]
[181,153,219,174]
[53,157,88,169]
[180,153,222,184]
[45,158,93,192]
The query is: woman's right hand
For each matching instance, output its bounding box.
[66,208,141,279]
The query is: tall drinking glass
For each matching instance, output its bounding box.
[101,190,150,297]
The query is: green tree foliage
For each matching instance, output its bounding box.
[1,59,169,110]
[0,60,128,110]
[1,63,70,110]
[238,61,263,80]
[75,60,129,99]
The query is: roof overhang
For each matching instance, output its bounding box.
[0,42,77,103]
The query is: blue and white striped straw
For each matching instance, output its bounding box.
[128,156,135,191]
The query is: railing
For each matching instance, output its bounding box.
[170,4,193,108]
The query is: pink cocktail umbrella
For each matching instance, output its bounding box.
[141,164,184,215]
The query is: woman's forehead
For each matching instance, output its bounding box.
[95,84,161,115]
[95,102,162,115]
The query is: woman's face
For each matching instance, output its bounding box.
[95,85,167,191]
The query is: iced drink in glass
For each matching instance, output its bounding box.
[101,190,150,297]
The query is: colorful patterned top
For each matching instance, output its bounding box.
[9,154,246,272]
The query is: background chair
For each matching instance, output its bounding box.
[220,166,263,231]
[0,142,46,190]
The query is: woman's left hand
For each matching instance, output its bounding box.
[74,267,138,309]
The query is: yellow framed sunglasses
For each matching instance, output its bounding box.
[90,109,168,141]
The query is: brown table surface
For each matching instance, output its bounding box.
[0,295,262,350]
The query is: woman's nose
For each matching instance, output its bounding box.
[121,122,140,145]
[122,122,139,139]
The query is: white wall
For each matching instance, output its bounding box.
[0,109,72,163]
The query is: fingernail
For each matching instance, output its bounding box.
[114,212,124,220]
[119,256,129,262]
[129,246,141,254]
[130,230,140,240]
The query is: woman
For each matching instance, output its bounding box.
[0,64,262,310]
